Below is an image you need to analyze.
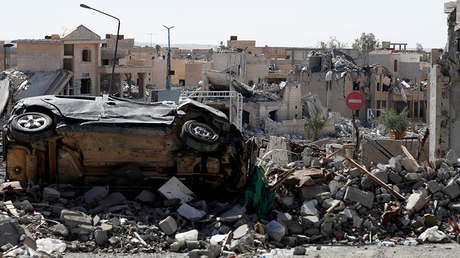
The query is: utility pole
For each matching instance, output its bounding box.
[80,4,120,95]
[163,25,174,91]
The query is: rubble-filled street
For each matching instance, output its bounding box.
[1,0,460,257]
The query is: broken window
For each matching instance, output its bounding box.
[63,59,72,71]
[80,78,91,94]
[82,50,91,62]
[353,82,360,91]
[393,60,398,72]
[269,110,277,121]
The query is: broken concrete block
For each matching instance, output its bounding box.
[406,192,429,213]
[401,158,420,173]
[265,220,286,242]
[43,187,61,202]
[84,186,109,205]
[177,203,206,221]
[347,167,361,178]
[302,215,320,227]
[344,186,374,209]
[405,173,423,182]
[99,192,126,207]
[169,241,184,252]
[388,156,402,172]
[36,238,66,255]
[50,223,69,237]
[280,196,295,207]
[276,212,292,225]
[293,246,306,255]
[15,200,34,212]
[301,184,329,200]
[446,149,458,166]
[220,204,246,218]
[158,176,194,203]
[60,209,93,235]
[443,178,460,199]
[135,190,156,203]
[0,215,21,247]
[175,229,199,242]
[388,172,403,184]
[208,243,222,258]
[426,180,443,193]
[329,180,340,195]
[301,200,318,216]
[159,216,177,235]
[94,229,108,246]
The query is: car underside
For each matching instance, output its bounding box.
[2,95,250,190]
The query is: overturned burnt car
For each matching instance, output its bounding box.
[2,95,249,190]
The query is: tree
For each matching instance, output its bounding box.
[416,43,430,63]
[304,112,329,141]
[318,36,347,50]
[352,33,380,65]
[378,107,409,139]
[416,43,424,53]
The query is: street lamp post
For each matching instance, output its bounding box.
[163,25,174,91]
[80,4,120,95]
[3,43,14,71]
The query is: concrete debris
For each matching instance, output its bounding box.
[2,132,460,256]
[446,149,458,166]
[84,186,109,205]
[42,187,61,202]
[177,203,206,221]
[36,238,66,255]
[159,216,178,235]
[175,229,199,242]
[265,220,286,242]
[344,186,374,209]
[405,192,429,213]
[158,176,194,203]
[135,190,156,203]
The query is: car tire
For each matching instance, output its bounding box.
[10,112,54,142]
[180,120,220,152]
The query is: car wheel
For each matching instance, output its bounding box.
[180,120,220,152]
[10,112,54,142]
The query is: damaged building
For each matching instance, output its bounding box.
[429,1,460,160]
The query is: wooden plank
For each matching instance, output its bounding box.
[401,145,420,169]
[344,156,405,201]
[4,200,19,217]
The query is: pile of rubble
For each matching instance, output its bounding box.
[1,136,460,256]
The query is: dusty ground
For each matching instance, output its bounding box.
[63,243,460,258]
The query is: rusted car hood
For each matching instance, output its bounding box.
[11,95,229,125]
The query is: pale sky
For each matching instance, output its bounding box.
[0,0,451,49]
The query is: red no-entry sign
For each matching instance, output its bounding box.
[346,92,364,110]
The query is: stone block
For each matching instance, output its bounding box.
[344,186,374,208]
[159,216,177,235]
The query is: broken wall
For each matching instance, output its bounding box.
[16,41,64,72]
[296,72,353,119]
